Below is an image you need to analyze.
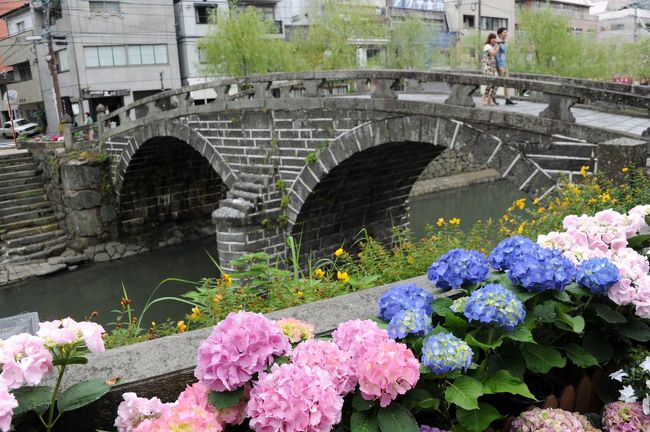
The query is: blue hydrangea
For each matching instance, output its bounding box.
[421,332,473,375]
[427,249,490,290]
[489,236,539,271]
[507,247,576,292]
[462,283,526,331]
[576,257,620,294]
[378,284,434,321]
[388,308,433,339]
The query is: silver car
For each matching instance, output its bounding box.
[1,118,39,138]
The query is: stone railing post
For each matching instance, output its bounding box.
[97,112,105,142]
[539,94,579,123]
[63,123,73,151]
[597,137,648,183]
[444,83,479,107]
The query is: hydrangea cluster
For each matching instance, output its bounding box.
[576,257,621,294]
[332,319,391,361]
[427,249,490,290]
[37,318,106,353]
[421,332,473,375]
[276,318,314,344]
[489,236,538,271]
[602,401,650,432]
[510,407,598,432]
[0,333,53,390]
[133,403,222,432]
[462,283,526,331]
[507,246,576,292]
[388,309,434,340]
[0,384,17,432]
[356,340,420,407]
[177,382,249,426]
[291,340,357,396]
[378,284,433,321]
[195,311,290,391]
[115,393,172,432]
[247,364,343,432]
[420,427,449,432]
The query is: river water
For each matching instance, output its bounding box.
[0,180,522,326]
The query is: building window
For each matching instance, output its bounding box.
[85,44,168,67]
[463,14,475,29]
[16,21,25,33]
[89,1,120,13]
[197,47,208,64]
[480,16,508,31]
[611,23,625,30]
[56,49,69,72]
[15,62,32,81]
[195,5,217,24]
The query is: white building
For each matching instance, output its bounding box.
[591,1,650,41]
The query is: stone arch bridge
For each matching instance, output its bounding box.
[98,70,650,271]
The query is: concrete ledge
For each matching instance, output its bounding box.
[410,169,501,197]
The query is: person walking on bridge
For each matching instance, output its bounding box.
[496,27,516,105]
[481,33,499,107]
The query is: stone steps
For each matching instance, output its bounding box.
[1,223,60,241]
[240,172,273,186]
[0,206,54,225]
[239,164,275,176]
[227,188,262,204]
[4,229,66,248]
[0,215,58,233]
[0,169,41,182]
[232,182,266,194]
[0,200,52,217]
[0,188,44,202]
[0,162,39,173]
[0,154,31,167]
[3,237,68,263]
[0,175,43,189]
[0,194,47,209]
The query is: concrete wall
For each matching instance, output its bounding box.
[517,0,598,32]
[446,0,516,33]
[597,8,650,42]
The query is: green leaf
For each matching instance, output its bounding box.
[564,343,599,368]
[583,330,613,363]
[591,303,627,324]
[620,319,650,342]
[565,283,591,299]
[487,345,526,379]
[553,290,571,303]
[371,317,389,330]
[512,286,540,303]
[351,410,380,432]
[432,297,454,317]
[521,345,566,374]
[533,301,557,322]
[457,403,503,432]
[505,326,534,343]
[53,356,88,367]
[445,376,484,410]
[207,387,245,409]
[377,403,419,432]
[444,314,469,335]
[465,329,504,350]
[556,311,585,334]
[57,379,110,413]
[627,233,650,249]
[402,388,439,410]
[352,390,377,411]
[484,370,536,400]
[12,386,52,416]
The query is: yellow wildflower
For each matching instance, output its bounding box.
[449,218,461,225]
[588,198,597,205]
[151,321,156,327]
[334,248,344,257]
[297,290,304,299]
[314,268,325,278]
[601,193,611,203]
[514,198,526,210]
[517,222,526,235]
[190,306,201,320]
[436,218,445,227]
[337,271,349,283]
[213,293,223,303]
[533,197,540,205]
[622,167,630,173]
[538,207,545,214]
[580,165,589,177]
[177,320,187,333]
[222,273,232,286]
[407,256,415,265]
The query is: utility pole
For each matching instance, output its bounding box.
[44,0,63,125]
[477,0,481,45]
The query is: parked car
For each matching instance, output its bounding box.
[0,118,39,138]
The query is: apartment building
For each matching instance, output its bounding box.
[445,0,516,36]
[591,1,650,41]
[516,0,598,33]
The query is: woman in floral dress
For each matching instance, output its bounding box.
[481,33,499,106]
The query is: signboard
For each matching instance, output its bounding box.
[0,312,39,340]
[393,0,443,11]
[81,89,130,99]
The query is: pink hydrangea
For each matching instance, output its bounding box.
[292,340,357,395]
[628,205,650,234]
[114,392,173,432]
[276,318,315,343]
[510,407,596,432]
[0,384,17,432]
[357,340,420,407]
[132,401,222,432]
[603,401,650,432]
[0,333,53,390]
[38,318,105,353]
[331,319,390,362]
[177,381,249,426]
[195,311,290,392]
[247,364,343,432]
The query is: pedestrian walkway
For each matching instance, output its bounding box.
[400,94,650,137]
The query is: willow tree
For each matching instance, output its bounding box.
[386,18,433,70]
[198,6,295,77]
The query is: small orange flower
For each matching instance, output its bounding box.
[177,320,187,333]
[222,273,232,286]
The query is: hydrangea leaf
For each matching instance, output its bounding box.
[627,233,650,250]
[465,329,505,351]
[487,345,526,379]
[57,379,111,413]
[556,311,585,334]
[504,325,534,343]
[351,410,380,432]
[457,402,503,432]
[565,283,591,298]
[376,402,419,432]
[532,300,557,322]
[582,330,613,363]
[590,303,626,324]
[53,356,88,367]
[401,388,440,411]
[564,343,599,368]
[11,386,52,416]
[620,319,650,342]
[484,370,536,400]
[371,317,389,329]
[352,390,377,411]
[432,297,454,317]
[444,313,469,335]
[552,290,571,303]
[521,345,565,374]
[207,387,245,409]
[511,286,540,303]
[445,376,484,410]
